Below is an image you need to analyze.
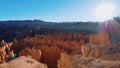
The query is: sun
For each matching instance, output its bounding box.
[94,2,116,22]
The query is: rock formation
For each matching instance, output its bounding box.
[106,42,120,54]
[89,27,110,46]
[12,39,19,53]
[72,55,120,68]
[0,40,15,63]
[57,53,74,68]
[19,47,41,61]
[58,52,120,68]
[0,56,47,68]
[101,52,120,61]
[81,44,105,58]
[80,42,120,61]
[100,42,120,61]
[38,45,61,68]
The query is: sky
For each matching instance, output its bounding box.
[0,0,120,22]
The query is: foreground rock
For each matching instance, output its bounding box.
[81,42,120,60]
[100,42,120,61]
[106,42,120,54]
[58,53,120,68]
[0,56,47,68]
[72,55,120,68]
[101,52,120,61]
[58,53,74,68]
[81,44,106,58]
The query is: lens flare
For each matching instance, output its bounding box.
[94,2,116,22]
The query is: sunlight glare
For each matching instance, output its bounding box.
[94,2,116,22]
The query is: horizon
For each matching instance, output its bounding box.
[0,0,120,22]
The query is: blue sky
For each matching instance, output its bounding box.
[0,0,120,22]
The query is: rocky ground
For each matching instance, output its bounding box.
[58,53,120,68]
[0,56,47,68]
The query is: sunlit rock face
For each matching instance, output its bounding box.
[58,53,120,68]
[81,44,106,58]
[58,53,74,68]
[89,26,110,46]
[0,40,14,63]
[81,42,120,61]
[0,56,47,68]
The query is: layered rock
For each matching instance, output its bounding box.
[0,56,47,68]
